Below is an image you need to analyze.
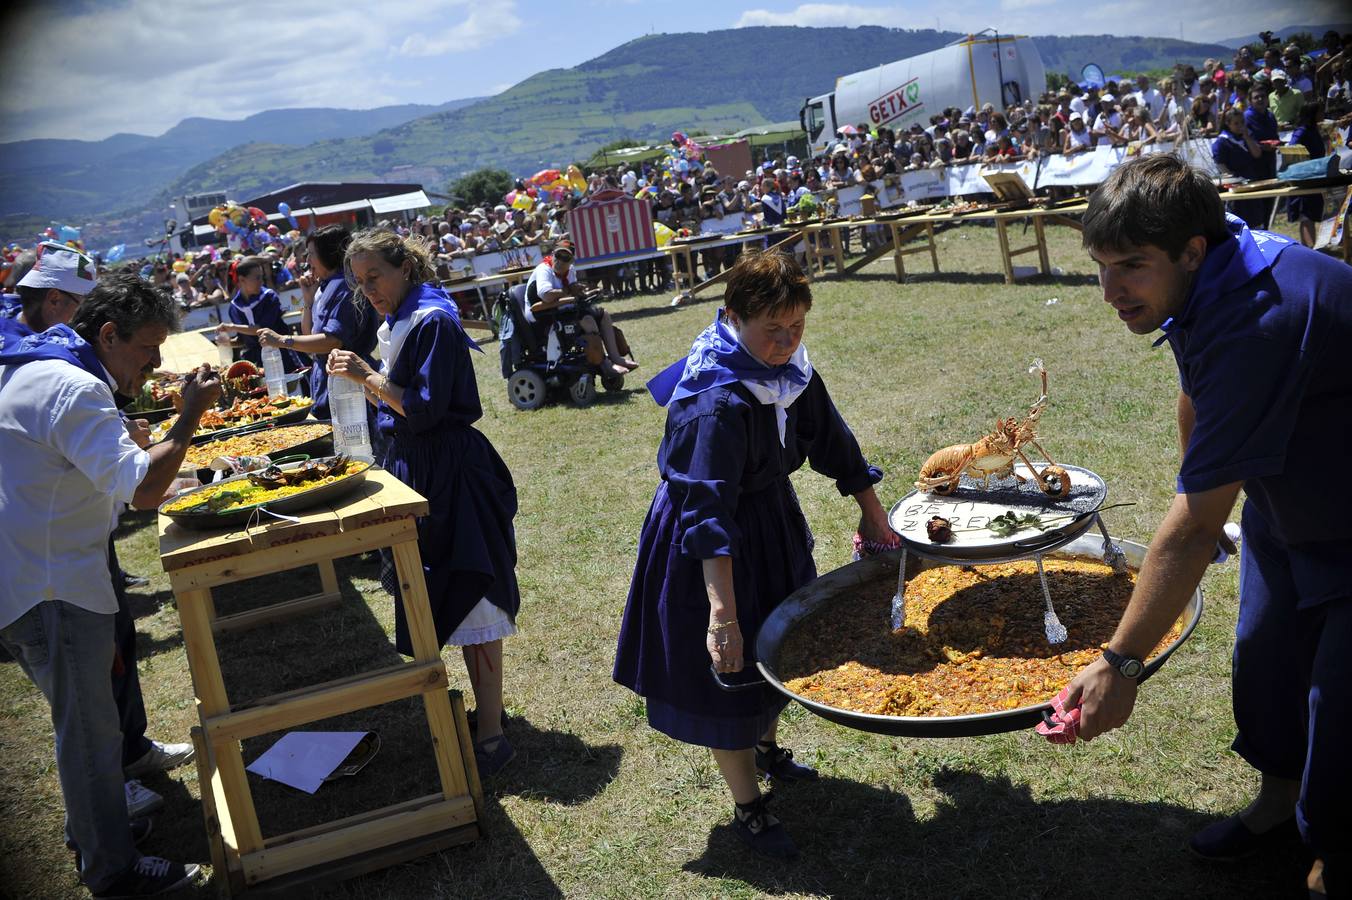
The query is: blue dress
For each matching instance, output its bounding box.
[376,285,520,656]
[228,288,302,371]
[1285,125,1326,223]
[1212,130,1271,229]
[306,276,378,419]
[613,372,881,750]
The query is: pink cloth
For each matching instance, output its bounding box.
[1035,687,1082,744]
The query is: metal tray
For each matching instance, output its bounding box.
[186,422,334,480]
[890,463,1107,560]
[751,535,1202,738]
[159,456,372,531]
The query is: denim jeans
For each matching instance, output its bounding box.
[108,539,152,768]
[0,600,137,890]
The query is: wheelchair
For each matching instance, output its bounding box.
[495,282,626,411]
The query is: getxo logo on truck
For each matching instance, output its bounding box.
[869,78,924,125]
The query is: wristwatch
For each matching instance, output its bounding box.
[1102,648,1145,680]
[283,336,295,349]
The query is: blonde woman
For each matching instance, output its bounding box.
[327,230,520,776]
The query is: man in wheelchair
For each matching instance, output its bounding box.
[526,242,637,377]
[497,241,639,409]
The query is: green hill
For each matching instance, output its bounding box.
[0,99,483,221]
[158,26,1232,205]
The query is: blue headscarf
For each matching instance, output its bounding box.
[0,323,106,382]
[1155,213,1297,345]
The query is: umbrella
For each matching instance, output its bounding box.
[838,124,859,135]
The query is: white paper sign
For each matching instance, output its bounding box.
[246,731,368,794]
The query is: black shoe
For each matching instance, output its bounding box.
[755,742,819,782]
[731,793,798,860]
[1188,814,1299,862]
[92,856,201,897]
[463,704,509,733]
[70,817,154,874]
[122,571,150,589]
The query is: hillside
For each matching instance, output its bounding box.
[1216,23,1350,48]
[157,26,1233,205]
[0,98,483,220]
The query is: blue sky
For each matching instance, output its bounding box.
[0,0,1341,142]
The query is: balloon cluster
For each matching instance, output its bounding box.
[38,223,86,252]
[525,165,587,204]
[207,203,272,246]
[659,131,705,182]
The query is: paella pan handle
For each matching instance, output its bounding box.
[1036,663,1164,726]
[266,454,311,467]
[709,664,767,692]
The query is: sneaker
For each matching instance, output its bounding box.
[92,856,200,898]
[125,780,164,818]
[1188,814,1299,862]
[755,742,819,783]
[473,734,516,779]
[731,793,799,860]
[124,741,195,779]
[70,817,153,874]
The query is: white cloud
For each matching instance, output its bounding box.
[999,0,1057,10]
[0,0,522,142]
[735,4,907,28]
[399,0,523,56]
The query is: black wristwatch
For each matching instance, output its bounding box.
[1102,648,1145,680]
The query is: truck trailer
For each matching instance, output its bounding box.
[800,32,1046,155]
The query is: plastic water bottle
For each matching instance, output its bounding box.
[261,345,287,400]
[329,373,373,461]
[216,328,234,369]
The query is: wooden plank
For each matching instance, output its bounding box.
[317,558,339,595]
[211,591,342,636]
[890,222,907,283]
[388,539,473,801]
[448,691,484,822]
[995,219,1015,285]
[264,792,449,847]
[925,223,940,272]
[166,518,416,591]
[190,725,230,882]
[178,588,265,856]
[205,661,448,743]
[1034,215,1051,275]
[241,796,476,884]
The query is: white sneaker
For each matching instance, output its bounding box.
[125,780,164,818]
[124,741,195,779]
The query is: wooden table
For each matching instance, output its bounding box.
[158,469,481,894]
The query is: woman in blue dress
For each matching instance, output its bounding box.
[255,226,377,419]
[327,230,521,776]
[217,256,302,371]
[613,250,897,858]
[1286,101,1326,248]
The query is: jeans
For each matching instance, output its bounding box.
[109,539,152,768]
[0,601,137,890]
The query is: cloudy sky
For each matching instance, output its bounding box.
[1,0,1342,143]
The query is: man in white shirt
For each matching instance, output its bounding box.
[1092,97,1126,147]
[524,241,635,375]
[1132,74,1164,120]
[0,273,220,897]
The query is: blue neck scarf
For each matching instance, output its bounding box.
[0,322,107,383]
[648,311,812,406]
[1155,213,1295,345]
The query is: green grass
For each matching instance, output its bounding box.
[1,222,1312,899]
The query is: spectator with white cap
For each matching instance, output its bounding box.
[1,241,97,348]
[1063,113,1093,154]
[1267,70,1303,127]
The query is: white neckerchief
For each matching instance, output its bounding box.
[377,304,441,375]
[735,341,813,447]
[232,291,263,326]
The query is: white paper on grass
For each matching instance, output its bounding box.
[246,731,368,794]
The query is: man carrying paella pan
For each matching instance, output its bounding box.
[1054,155,1350,899]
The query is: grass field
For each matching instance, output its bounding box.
[0,221,1313,899]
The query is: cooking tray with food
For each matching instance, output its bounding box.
[160,455,372,530]
[180,422,334,474]
[735,535,1201,738]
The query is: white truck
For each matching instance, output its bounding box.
[800,32,1047,155]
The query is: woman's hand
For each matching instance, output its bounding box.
[707,619,744,673]
[256,328,282,348]
[853,485,897,547]
[298,271,318,303]
[326,349,373,384]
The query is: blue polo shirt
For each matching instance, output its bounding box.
[1154,217,1352,592]
[0,296,32,350]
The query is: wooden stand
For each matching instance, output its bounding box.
[159,470,482,895]
[993,212,1051,284]
[888,221,940,282]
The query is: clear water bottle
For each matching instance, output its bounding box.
[261,344,287,400]
[329,372,373,461]
[216,328,234,369]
